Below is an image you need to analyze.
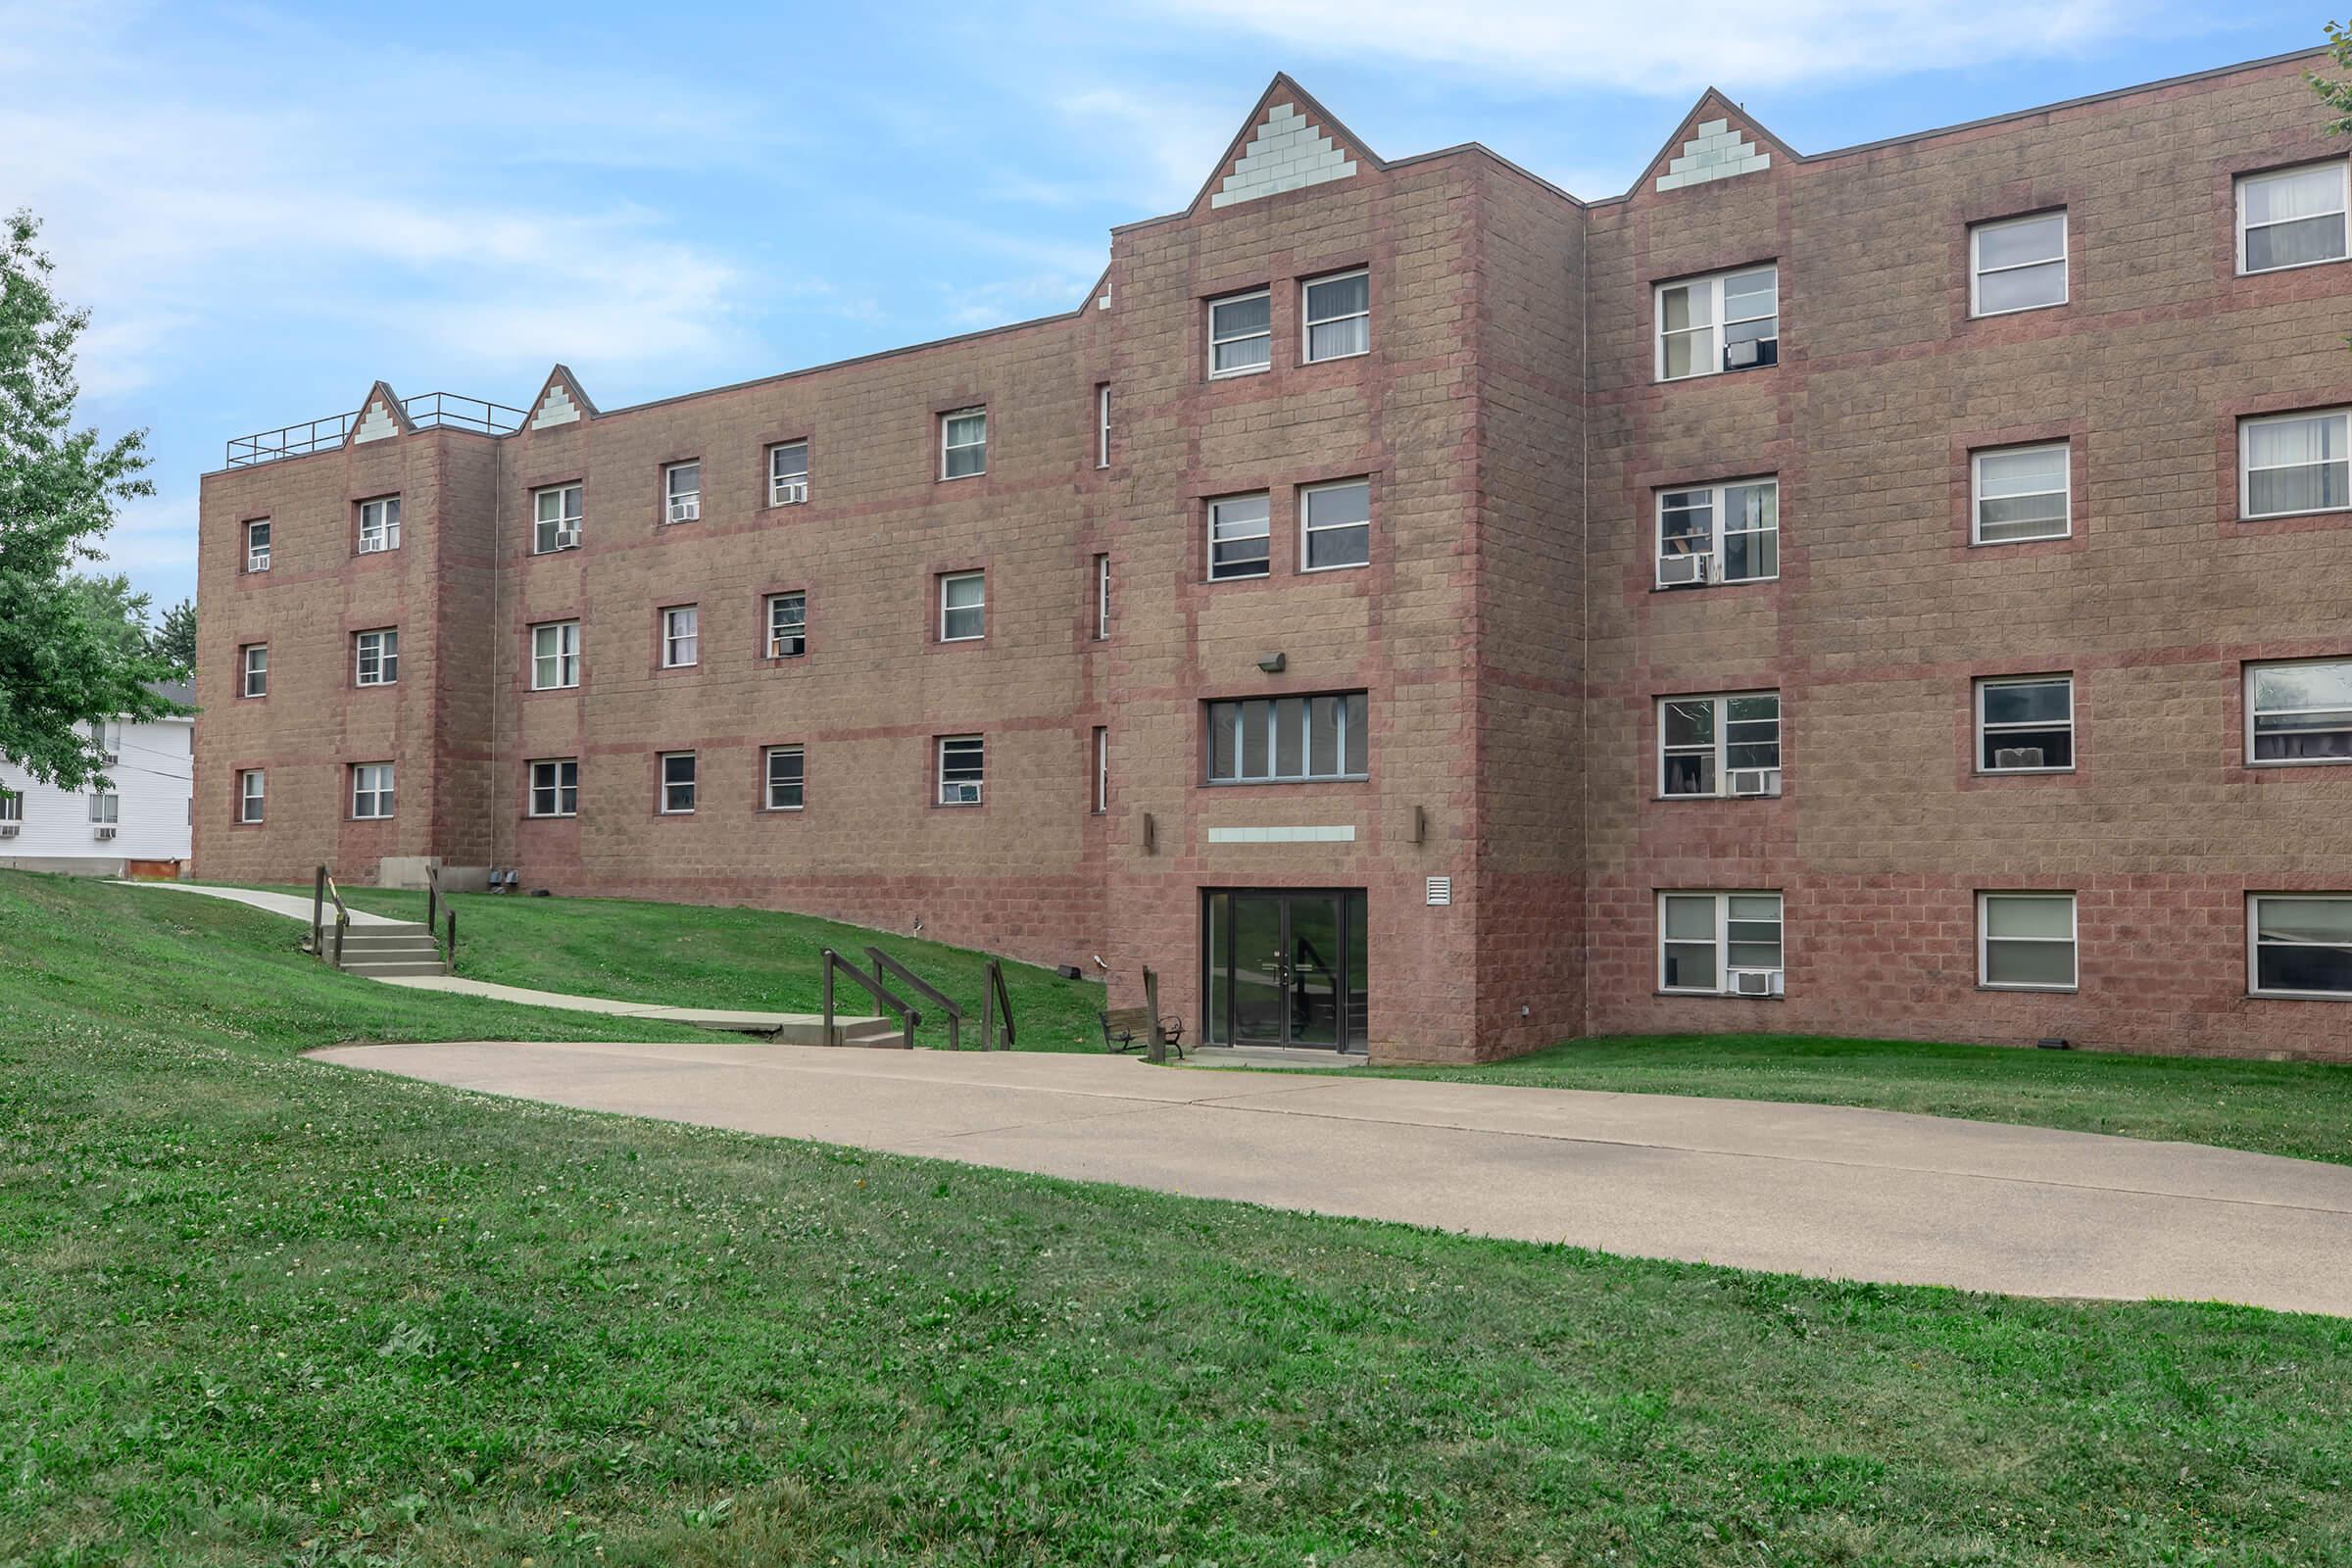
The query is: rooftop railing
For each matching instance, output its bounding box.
[225,391,526,468]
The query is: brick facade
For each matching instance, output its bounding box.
[196,52,2352,1062]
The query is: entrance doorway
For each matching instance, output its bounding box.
[1202,889,1368,1051]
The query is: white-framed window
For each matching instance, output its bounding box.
[1208,288,1272,377]
[0,789,22,822]
[1659,693,1782,798]
[237,769,265,823]
[358,497,401,553]
[1093,554,1110,640]
[1300,478,1370,571]
[2236,160,2349,275]
[938,735,984,806]
[240,643,268,699]
[764,745,805,810]
[1096,384,1110,468]
[532,621,580,690]
[1972,444,2071,544]
[1302,269,1370,362]
[2240,409,2349,519]
[1969,211,2067,316]
[1206,692,1368,783]
[939,572,986,642]
[1977,675,2074,772]
[1208,492,1271,581]
[941,409,987,479]
[664,462,702,523]
[1659,891,1784,996]
[1656,477,1777,586]
[768,441,808,506]
[662,606,699,668]
[354,628,399,687]
[766,592,807,659]
[659,752,696,813]
[1655,265,1778,381]
[244,518,271,572]
[2249,894,2352,998]
[1093,725,1108,813]
[529,759,578,818]
[87,792,119,824]
[533,484,583,553]
[2246,659,2352,764]
[351,762,395,819]
[1979,892,2077,991]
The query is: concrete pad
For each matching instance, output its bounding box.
[310,1041,2352,1315]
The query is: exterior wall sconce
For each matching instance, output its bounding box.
[1255,652,1286,673]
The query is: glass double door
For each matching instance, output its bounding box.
[1204,889,1368,1051]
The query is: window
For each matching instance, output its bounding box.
[1659,892,1784,995]
[764,745,805,810]
[1096,384,1110,468]
[352,762,395,819]
[766,592,807,659]
[768,441,808,506]
[240,644,268,699]
[660,752,696,813]
[1970,211,2067,316]
[662,606,699,668]
[1979,893,2077,990]
[244,519,271,572]
[2240,410,2349,519]
[1302,270,1370,362]
[938,735,984,805]
[1208,289,1271,377]
[1093,725,1108,813]
[664,462,702,523]
[88,792,119,824]
[940,572,986,641]
[1094,554,1110,639]
[0,790,20,822]
[528,759,578,817]
[941,410,987,479]
[1208,493,1271,580]
[1977,676,2074,772]
[1655,266,1778,380]
[1659,693,1781,797]
[358,497,401,553]
[2250,895,2352,998]
[1206,692,1368,784]
[2237,160,2348,274]
[1656,477,1778,586]
[532,621,580,690]
[1300,479,1370,570]
[355,629,399,687]
[533,484,583,553]
[2247,660,2352,763]
[1972,444,2071,544]
[238,769,265,824]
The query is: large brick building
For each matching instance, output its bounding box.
[196,49,2352,1062]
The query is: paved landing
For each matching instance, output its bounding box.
[309,1041,2352,1315]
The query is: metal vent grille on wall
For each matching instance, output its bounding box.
[1426,877,1451,906]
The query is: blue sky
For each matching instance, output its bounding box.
[0,0,2334,612]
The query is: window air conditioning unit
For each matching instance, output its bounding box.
[1993,747,2045,769]
[0,823,18,838]
[554,528,580,549]
[1731,969,1784,998]
[670,498,701,522]
[1729,767,1782,798]
[103,752,120,765]
[1657,553,1707,586]
[775,480,808,506]
[94,825,117,841]
[1724,336,1779,371]
[358,535,387,554]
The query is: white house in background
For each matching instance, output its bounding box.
[0,680,193,876]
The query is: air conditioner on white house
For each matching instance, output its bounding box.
[93,825,117,841]
[1657,553,1707,586]
[0,823,19,838]
[554,528,580,549]
[1729,767,1783,798]
[1731,968,1784,998]
[1993,747,2046,769]
[102,752,120,765]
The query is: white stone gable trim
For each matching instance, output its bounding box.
[531,383,582,429]
[352,397,400,444]
[1210,102,1357,210]
[1655,118,1771,192]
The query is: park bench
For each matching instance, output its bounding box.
[1100,1006,1185,1060]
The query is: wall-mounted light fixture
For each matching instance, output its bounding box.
[1255,652,1286,674]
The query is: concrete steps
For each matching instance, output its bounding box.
[335,921,448,978]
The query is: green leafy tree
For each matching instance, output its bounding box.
[63,572,155,661]
[0,209,180,791]
[151,597,196,675]
[2315,23,2352,135]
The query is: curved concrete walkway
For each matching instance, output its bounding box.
[312,1040,2352,1315]
[116,879,407,924]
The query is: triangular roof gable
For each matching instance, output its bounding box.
[345,379,414,447]
[525,364,598,431]
[1630,90,1798,197]
[1183,73,1383,217]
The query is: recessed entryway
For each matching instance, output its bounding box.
[1202,888,1367,1052]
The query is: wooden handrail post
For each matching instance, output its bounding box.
[445,906,457,972]
[1144,966,1165,1063]
[312,865,325,956]
[823,948,837,1044]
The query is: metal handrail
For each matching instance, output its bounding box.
[821,948,919,1049]
[981,959,1016,1051]
[864,946,962,1051]
[224,391,526,467]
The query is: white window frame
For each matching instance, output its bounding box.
[939,571,986,642]
[1655,477,1778,587]
[1970,442,2072,545]
[938,735,984,806]
[351,762,395,820]
[0,789,19,822]
[533,484,583,553]
[664,462,702,523]
[661,606,699,668]
[764,745,806,811]
[2239,409,2351,520]
[1301,269,1370,363]
[87,791,120,824]
[1299,478,1371,572]
[1207,288,1272,378]
[1656,692,1782,799]
[1205,692,1369,784]
[1657,891,1785,997]
[241,644,268,699]
[766,592,808,660]
[1096,384,1110,468]
[1968,211,2068,318]
[1093,553,1110,640]
[1978,892,2078,992]
[768,441,808,507]
[2244,658,2352,767]
[1093,725,1108,813]
[358,497,401,553]
[528,759,578,818]
[1207,492,1272,581]
[1976,674,2075,774]
[354,628,399,687]
[2235,159,2350,276]
[2248,894,2352,1000]
[244,519,271,572]
[239,769,265,824]
[1653,266,1778,382]
[659,752,697,814]
[941,409,987,480]
[532,621,580,690]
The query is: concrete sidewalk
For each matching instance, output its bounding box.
[312,1040,2352,1315]
[116,880,406,925]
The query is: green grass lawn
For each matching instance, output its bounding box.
[8,869,2352,1563]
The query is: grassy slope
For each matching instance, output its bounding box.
[4,871,2352,1563]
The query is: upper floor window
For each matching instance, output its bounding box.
[1659,891,1784,996]
[1972,443,2071,544]
[941,410,987,479]
[766,592,807,659]
[0,789,22,822]
[769,441,809,506]
[244,519,271,572]
[1208,492,1271,581]
[238,769,265,824]
[88,791,119,825]
[1655,265,1777,380]
[532,621,580,690]
[240,643,268,699]
[1094,554,1110,639]
[1208,289,1271,377]
[1302,270,1369,362]
[661,606,699,668]
[1096,384,1111,468]
[1300,479,1370,570]
[1206,692,1368,784]
[529,759,579,818]
[2246,659,2352,764]
[534,484,582,553]
[351,762,395,820]
[1977,675,2073,773]
[664,462,702,523]
[2237,160,2348,274]
[2240,409,2348,519]
[940,572,986,642]
[1657,477,1777,586]
[765,745,806,810]
[358,497,401,554]
[1969,211,2067,316]
[1979,892,2077,991]
[938,735,984,806]
[2249,895,2352,999]
[660,752,696,813]
[1093,725,1108,813]
[355,628,399,687]
[1659,693,1782,798]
